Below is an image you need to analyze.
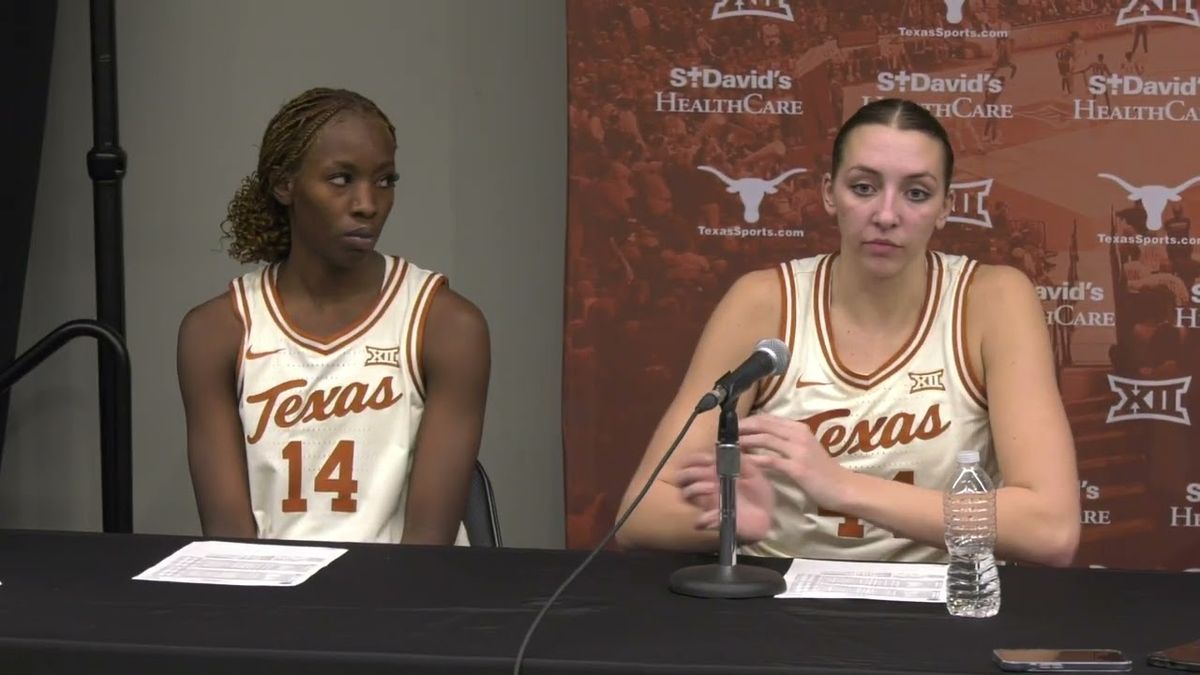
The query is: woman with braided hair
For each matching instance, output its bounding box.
[178,88,490,544]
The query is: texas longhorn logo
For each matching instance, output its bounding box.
[698,166,807,224]
[1116,0,1200,28]
[1097,174,1200,231]
[1107,374,1191,425]
[711,0,794,21]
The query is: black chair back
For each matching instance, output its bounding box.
[465,460,502,547]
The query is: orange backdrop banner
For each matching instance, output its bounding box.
[565,0,1200,570]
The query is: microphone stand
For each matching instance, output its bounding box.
[669,400,786,598]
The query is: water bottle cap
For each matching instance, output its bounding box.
[957,450,981,464]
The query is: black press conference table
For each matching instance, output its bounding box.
[0,529,1196,674]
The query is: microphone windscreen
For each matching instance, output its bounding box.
[755,337,789,375]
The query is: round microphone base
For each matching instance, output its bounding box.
[668,563,786,599]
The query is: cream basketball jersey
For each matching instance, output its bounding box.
[230,255,468,545]
[741,251,996,562]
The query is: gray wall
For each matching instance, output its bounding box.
[1,0,566,548]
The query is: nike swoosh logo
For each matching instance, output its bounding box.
[244,347,283,360]
[795,380,829,389]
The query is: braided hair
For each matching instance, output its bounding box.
[221,88,396,264]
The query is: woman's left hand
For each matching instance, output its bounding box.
[738,413,848,511]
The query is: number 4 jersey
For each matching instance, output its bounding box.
[742,251,998,562]
[230,255,468,545]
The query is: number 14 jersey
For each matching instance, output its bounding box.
[230,255,467,544]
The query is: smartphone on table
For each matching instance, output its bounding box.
[1149,639,1200,671]
[993,648,1132,672]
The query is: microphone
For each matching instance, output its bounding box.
[695,338,789,413]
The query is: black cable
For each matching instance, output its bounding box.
[512,406,703,674]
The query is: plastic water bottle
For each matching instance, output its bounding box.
[943,449,1000,617]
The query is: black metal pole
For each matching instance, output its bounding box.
[87,0,131,534]
[716,406,739,568]
[0,321,129,399]
[668,402,785,599]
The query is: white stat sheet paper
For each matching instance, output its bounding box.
[133,540,347,587]
[777,557,947,603]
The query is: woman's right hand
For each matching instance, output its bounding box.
[674,451,775,544]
